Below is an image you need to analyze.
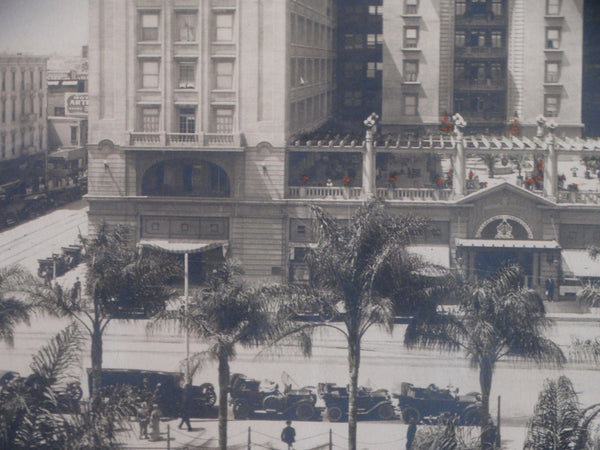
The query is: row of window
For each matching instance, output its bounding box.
[1,96,44,123]
[139,59,234,91]
[139,10,234,43]
[290,91,333,133]
[290,57,334,88]
[455,30,504,48]
[1,69,44,92]
[139,106,234,134]
[0,128,43,159]
[342,61,383,80]
[455,0,503,16]
[343,33,383,50]
[290,13,335,49]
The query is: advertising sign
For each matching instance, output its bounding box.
[65,93,88,115]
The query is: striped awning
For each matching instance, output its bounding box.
[138,239,228,254]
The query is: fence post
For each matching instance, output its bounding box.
[248,426,251,450]
[167,424,170,450]
[497,395,501,447]
[329,428,333,450]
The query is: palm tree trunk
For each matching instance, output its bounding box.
[91,301,102,405]
[217,350,230,450]
[347,332,361,450]
[479,358,493,450]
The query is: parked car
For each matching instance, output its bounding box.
[88,368,217,418]
[317,382,395,422]
[394,382,482,425]
[229,373,319,420]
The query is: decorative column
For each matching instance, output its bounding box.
[538,115,558,202]
[452,113,467,198]
[362,112,379,199]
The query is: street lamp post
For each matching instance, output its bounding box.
[184,252,190,384]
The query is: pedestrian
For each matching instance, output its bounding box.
[71,277,81,301]
[178,383,193,431]
[545,277,555,301]
[149,403,161,441]
[137,401,149,439]
[281,420,296,450]
[406,422,417,450]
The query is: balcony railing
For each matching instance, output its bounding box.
[130,132,161,145]
[205,133,235,146]
[376,188,452,201]
[454,78,506,90]
[455,46,506,58]
[558,191,600,204]
[288,186,362,199]
[166,133,199,145]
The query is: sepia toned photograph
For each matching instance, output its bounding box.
[1,1,600,449]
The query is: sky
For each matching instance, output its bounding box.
[0,0,88,56]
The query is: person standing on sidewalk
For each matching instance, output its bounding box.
[281,420,296,450]
[178,383,193,431]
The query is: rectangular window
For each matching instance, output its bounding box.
[176,13,196,42]
[29,96,34,113]
[11,71,15,91]
[490,62,502,80]
[547,0,561,15]
[21,131,25,150]
[140,12,159,41]
[491,31,502,48]
[343,90,362,107]
[70,126,78,145]
[11,131,15,155]
[39,70,43,89]
[366,62,376,78]
[142,107,159,132]
[456,0,466,15]
[39,97,42,117]
[215,13,233,41]
[455,32,466,47]
[472,31,486,47]
[178,108,196,133]
[30,71,34,87]
[492,0,503,15]
[21,97,25,115]
[1,135,5,158]
[544,94,560,117]
[290,58,296,87]
[367,34,383,48]
[1,100,4,123]
[54,106,65,116]
[178,62,195,89]
[307,59,313,84]
[404,94,418,115]
[454,62,465,80]
[369,5,383,15]
[545,61,560,83]
[141,60,160,88]
[11,99,15,120]
[214,108,233,133]
[404,26,419,48]
[215,60,233,89]
[404,60,419,82]
[405,0,418,14]
[21,71,24,90]
[1,72,4,91]
[546,28,561,49]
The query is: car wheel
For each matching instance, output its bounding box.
[66,382,83,400]
[263,395,281,411]
[327,405,344,422]
[402,406,421,424]
[377,403,395,420]
[233,401,251,420]
[199,383,216,406]
[295,403,315,421]
[462,407,480,426]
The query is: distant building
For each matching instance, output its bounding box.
[0,54,47,167]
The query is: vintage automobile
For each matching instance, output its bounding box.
[317,382,396,422]
[394,382,482,425]
[229,373,319,420]
[88,368,217,418]
[0,370,83,414]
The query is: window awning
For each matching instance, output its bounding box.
[138,239,228,254]
[406,245,450,268]
[456,239,561,249]
[562,249,600,278]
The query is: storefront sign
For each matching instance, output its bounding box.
[65,93,88,115]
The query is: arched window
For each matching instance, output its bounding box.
[141,159,230,197]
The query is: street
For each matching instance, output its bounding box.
[1,201,600,449]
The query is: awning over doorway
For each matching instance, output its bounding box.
[562,249,600,278]
[455,239,560,249]
[50,146,87,161]
[406,245,451,268]
[138,239,228,255]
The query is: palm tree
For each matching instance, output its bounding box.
[294,199,432,450]
[524,375,600,450]
[0,266,32,346]
[510,154,531,179]
[405,265,566,450]
[10,223,179,404]
[480,154,499,178]
[151,259,303,450]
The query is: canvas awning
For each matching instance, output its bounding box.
[562,249,600,278]
[50,147,86,161]
[138,239,228,255]
[406,245,451,268]
[455,239,561,249]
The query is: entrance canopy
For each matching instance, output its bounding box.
[138,239,228,255]
[562,250,600,278]
[456,239,560,249]
[406,245,450,268]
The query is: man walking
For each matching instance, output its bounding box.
[178,383,193,431]
[281,420,296,450]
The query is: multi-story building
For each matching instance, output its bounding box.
[381,0,583,136]
[88,0,600,297]
[0,55,48,169]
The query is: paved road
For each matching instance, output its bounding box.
[0,199,88,273]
